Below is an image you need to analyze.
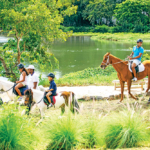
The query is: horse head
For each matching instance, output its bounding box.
[100,52,111,69]
[24,89,33,106]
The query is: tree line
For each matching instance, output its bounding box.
[61,0,150,33]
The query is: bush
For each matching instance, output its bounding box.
[46,115,83,150]
[104,110,149,149]
[0,104,36,150]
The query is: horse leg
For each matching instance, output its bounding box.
[36,108,45,126]
[119,81,125,103]
[127,80,137,100]
[141,74,150,101]
[60,104,65,116]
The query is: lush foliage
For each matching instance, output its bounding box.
[61,0,150,33]
[103,111,149,148]
[46,114,83,150]
[39,66,117,86]
[0,104,36,150]
[0,0,77,80]
[114,0,150,33]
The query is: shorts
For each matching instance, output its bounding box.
[20,82,26,86]
[47,91,52,95]
[131,59,141,66]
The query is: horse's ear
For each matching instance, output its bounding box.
[107,52,110,55]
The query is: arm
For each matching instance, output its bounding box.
[132,53,142,59]
[16,71,26,83]
[33,82,37,89]
[128,52,134,59]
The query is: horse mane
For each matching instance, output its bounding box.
[110,54,128,65]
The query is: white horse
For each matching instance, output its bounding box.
[24,89,80,119]
[0,79,19,103]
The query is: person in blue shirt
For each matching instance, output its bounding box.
[46,73,57,107]
[128,39,144,81]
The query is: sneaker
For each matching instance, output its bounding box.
[132,77,137,81]
[48,103,53,108]
[18,97,23,101]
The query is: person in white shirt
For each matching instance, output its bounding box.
[27,65,39,90]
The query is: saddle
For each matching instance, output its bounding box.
[13,84,28,96]
[43,92,57,105]
[128,61,145,73]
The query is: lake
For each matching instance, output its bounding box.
[1,35,150,78]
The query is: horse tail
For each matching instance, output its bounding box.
[71,92,80,114]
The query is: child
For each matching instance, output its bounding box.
[15,64,29,100]
[46,73,57,107]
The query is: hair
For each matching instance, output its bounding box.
[22,68,29,76]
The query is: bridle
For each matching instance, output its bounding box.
[102,55,128,66]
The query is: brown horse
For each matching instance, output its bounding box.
[100,52,150,102]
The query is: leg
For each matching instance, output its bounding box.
[46,92,52,104]
[15,83,24,96]
[127,80,137,100]
[60,104,65,115]
[119,81,125,102]
[132,63,137,78]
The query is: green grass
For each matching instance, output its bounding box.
[39,66,117,86]
[91,33,150,42]
[45,114,83,150]
[0,104,36,150]
[102,110,150,149]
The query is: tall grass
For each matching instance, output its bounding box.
[46,114,83,150]
[103,109,150,149]
[0,104,36,150]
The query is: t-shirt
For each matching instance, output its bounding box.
[132,46,144,61]
[49,80,57,95]
[28,72,39,90]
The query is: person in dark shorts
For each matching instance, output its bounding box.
[46,73,57,107]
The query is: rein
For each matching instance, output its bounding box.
[0,84,15,94]
[102,55,128,66]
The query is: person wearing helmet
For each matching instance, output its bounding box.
[46,73,57,107]
[128,39,144,81]
[27,65,39,90]
[15,64,29,100]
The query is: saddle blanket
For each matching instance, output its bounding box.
[128,61,145,73]
[44,93,57,105]
[13,84,28,96]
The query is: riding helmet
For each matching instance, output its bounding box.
[137,39,143,43]
[18,63,24,69]
[47,73,55,78]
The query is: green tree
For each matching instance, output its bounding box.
[0,0,77,80]
[83,0,125,26]
[114,0,150,30]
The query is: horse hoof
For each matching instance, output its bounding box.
[136,97,139,100]
[117,101,121,104]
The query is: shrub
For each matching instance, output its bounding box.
[0,104,36,150]
[46,115,83,150]
[104,110,149,149]
[92,25,109,33]
[82,117,101,148]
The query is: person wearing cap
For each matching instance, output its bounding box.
[15,64,29,100]
[27,65,39,90]
[128,39,144,81]
[46,73,57,107]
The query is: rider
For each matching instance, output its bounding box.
[128,39,144,81]
[27,65,39,90]
[46,73,57,107]
[15,64,29,100]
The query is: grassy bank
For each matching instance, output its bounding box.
[39,66,117,87]
[73,32,150,42]
[91,33,150,42]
